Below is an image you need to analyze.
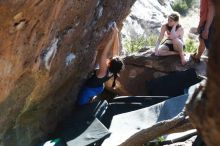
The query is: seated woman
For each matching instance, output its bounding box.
[78,23,124,105]
[155,12,186,65]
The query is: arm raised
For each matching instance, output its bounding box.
[96,30,115,78]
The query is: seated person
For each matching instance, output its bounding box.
[155,12,186,65]
[78,23,124,105]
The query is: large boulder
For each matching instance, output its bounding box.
[105,48,207,96]
[0,1,136,145]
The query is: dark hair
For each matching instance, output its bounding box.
[169,13,179,22]
[108,57,124,88]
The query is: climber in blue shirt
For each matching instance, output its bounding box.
[78,23,124,105]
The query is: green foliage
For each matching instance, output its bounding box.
[146,35,158,47]
[171,0,188,15]
[143,136,165,146]
[157,136,165,142]
[184,38,198,53]
[171,0,194,15]
[124,35,157,53]
[124,35,197,54]
[155,136,165,146]
[185,0,194,8]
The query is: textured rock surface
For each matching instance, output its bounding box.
[0,0,136,145]
[106,49,207,96]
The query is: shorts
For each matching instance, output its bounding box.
[198,21,215,49]
[78,85,104,105]
[164,43,174,51]
[164,41,185,51]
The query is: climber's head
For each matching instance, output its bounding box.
[108,57,124,88]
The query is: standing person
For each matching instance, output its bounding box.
[155,12,186,65]
[191,0,215,63]
[78,23,124,105]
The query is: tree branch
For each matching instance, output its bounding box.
[119,112,193,146]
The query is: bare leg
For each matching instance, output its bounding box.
[158,45,179,56]
[172,38,186,65]
[176,46,186,65]
[195,38,206,59]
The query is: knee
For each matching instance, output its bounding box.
[174,44,183,52]
[179,44,184,50]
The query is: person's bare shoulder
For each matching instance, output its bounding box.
[161,24,167,31]
[161,24,167,28]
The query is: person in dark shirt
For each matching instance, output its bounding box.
[155,12,186,65]
[78,23,124,105]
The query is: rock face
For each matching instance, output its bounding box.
[105,49,207,96]
[0,1,136,145]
